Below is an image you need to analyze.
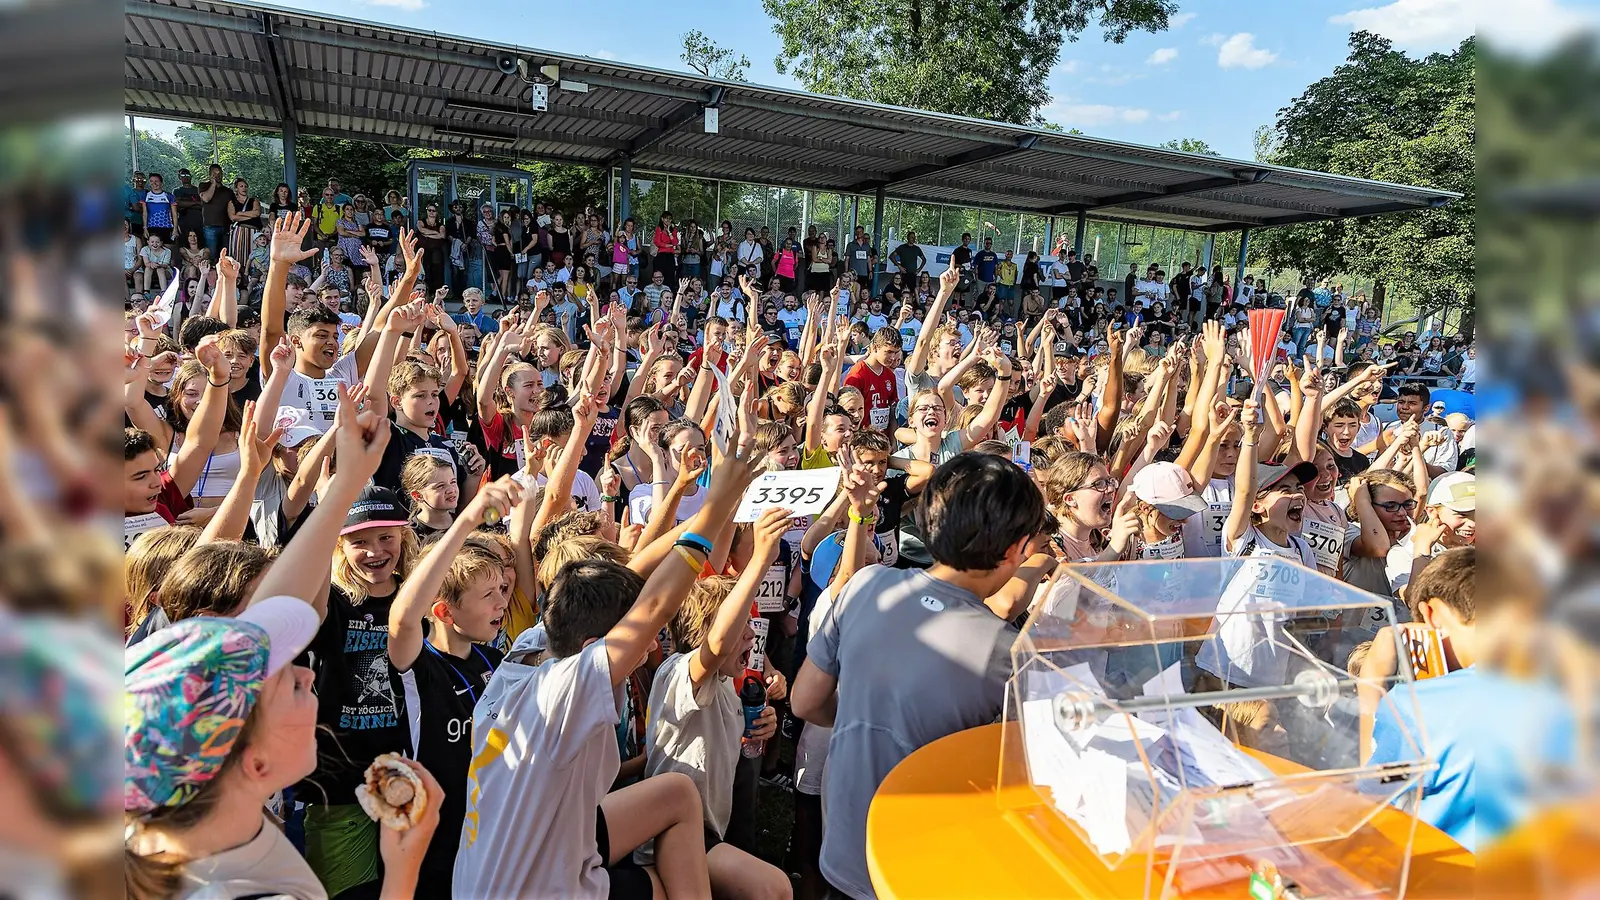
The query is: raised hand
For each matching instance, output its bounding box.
[751,506,795,569]
[333,383,391,482]
[466,474,524,527]
[195,335,229,383]
[359,244,381,272]
[1239,398,1262,443]
[1106,490,1141,555]
[399,228,422,278]
[215,249,239,282]
[270,211,318,263]
[844,466,886,517]
[938,265,960,294]
[386,299,427,334]
[238,400,284,473]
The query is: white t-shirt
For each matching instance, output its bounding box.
[1183,476,1234,559]
[627,482,706,527]
[516,468,603,514]
[1459,357,1477,384]
[177,815,327,900]
[452,641,622,900]
[283,353,361,433]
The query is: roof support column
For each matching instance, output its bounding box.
[1073,210,1087,256]
[282,119,298,196]
[872,185,886,294]
[618,156,633,225]
[1043,218,1054,254]
[1202,233,1215,273]
[1234,228,1252,314]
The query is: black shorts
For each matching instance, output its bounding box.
[595,805,655,900]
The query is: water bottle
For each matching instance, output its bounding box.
[739,674,767,759]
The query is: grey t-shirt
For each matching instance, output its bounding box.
[807,566,1016,899]
[641,652,743,842]
[452,640,622,900]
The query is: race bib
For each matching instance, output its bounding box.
[307,378,344,427]
[756,565,788,613]
[514,252,527,264]
[854,250,868,260]
[745,615,770,674]
[1200,503,1229,556]
[124,512,167,549]
[869,405,891,431]
[1302,517,1346,573]
[1141,532,1184,560]
[735,468,840,522]
[412,446,455,467]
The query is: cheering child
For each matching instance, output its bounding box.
[385,474,522,895]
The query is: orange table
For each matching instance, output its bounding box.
[866,722,1474,899]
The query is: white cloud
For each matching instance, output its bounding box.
[1216,33,1277,69]
[1045,102,1152,126]
[1201,32,1227,47]
[1332,0,1598,54]
[1170,11,1197,29]
[1146,47,1179,65]
[1158,111,1182,122]
[1329,0,1474,50]
[358,0,426,9]
[1057,59,1082,74]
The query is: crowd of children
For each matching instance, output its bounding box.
[123,205,1479,899]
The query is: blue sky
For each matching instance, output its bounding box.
[138,0,1571,159]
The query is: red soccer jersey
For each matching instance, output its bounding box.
[844,360,900,432]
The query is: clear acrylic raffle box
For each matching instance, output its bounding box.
[999,557,1433,899]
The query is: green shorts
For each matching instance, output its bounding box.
[304,803,379,898]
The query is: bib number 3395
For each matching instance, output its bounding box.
[734,467,840,522]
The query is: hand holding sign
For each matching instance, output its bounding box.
[734,466,840,523]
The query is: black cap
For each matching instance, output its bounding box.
[341,485,409,535]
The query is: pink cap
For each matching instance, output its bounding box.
[1128,462,1208,520]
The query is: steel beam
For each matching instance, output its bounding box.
[295,100,631,150]
[125,43,268,74]
[1044,172,1267,216]
[255,13,296,124]
[607,87,721,167]
[849,136,1037,192]
[125,78,268,107]
[125,0,257,33]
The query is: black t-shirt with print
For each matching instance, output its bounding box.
[299,586,411,804]
[398,637,503,896]
[374,421,464,510]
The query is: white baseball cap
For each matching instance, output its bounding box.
[1427,472,1475,513]
[274,406,323,448]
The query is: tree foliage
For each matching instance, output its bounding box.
[681,29,750,81]
[763,0,1178,124]
[1159,137,1220,156]
[1251,32,1474,318]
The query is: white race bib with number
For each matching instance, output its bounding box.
[412,446,455,466]
[869,405,891,431]
[734,467,840,522]
[854,250,868,260]
[307,378,344,427]
[1303,517,1346,573]
[124,512,168,549]
[756,565,788,613]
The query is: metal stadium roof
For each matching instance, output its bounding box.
[125,0,1459,233]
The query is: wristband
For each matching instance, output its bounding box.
[678,531,713,555]
[996,374,1013,381]
[208,378,230,388]
[672,544,706,575]
[600,494,623,504]
[847,509,877,525]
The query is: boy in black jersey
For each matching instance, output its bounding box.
[387,474,521,896]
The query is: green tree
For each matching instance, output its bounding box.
[681,29,750,81]
[1251,32,1474,324]
[763,0,1179,125]
[1159,138,1220,156]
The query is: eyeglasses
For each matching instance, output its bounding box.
[1072,477,1120,494]
[1372,499,1417,513]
